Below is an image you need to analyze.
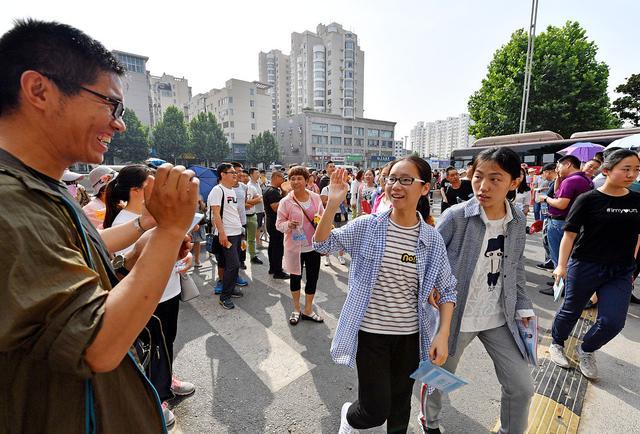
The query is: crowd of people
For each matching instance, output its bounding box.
[2,19,640,434]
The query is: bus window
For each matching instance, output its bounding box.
[524,155,536,164]
[542,153,555,163]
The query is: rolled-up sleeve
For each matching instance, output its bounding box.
[313,215,369,256]
[0,187,108,378]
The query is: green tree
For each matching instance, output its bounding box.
[246,131,281,167]
[105,110,149,163]
[152,106,190,163]
[612,74,640,127]
[189,112,229,165]
[468,21,619,139]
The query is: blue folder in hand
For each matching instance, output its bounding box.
[410,360,468,394]
[516,316,539,366]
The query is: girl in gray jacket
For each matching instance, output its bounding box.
[420,147,535,434]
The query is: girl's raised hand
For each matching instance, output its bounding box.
[328,168,349,205]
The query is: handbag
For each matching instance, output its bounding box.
[179,273,200,301]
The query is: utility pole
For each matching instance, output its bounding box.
[519,0,539,134]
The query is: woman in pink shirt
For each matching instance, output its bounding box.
[307,173,320,194]
[277,166,325,325]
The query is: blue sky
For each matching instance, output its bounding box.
[3,0,637,142]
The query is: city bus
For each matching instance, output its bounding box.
[450,127,640,168]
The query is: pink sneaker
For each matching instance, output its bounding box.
[161,401,175,427]
[171,376,196,396]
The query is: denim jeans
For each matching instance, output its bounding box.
[552,259,635,352]
[533,201,541,221]
[219,234,241,301]
[547,218,565,267]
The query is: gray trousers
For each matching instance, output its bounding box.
[424,325,533,434]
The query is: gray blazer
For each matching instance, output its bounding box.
[436,197,533,357]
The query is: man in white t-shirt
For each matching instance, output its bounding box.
[208,163,244,309]
[248,167,265,248]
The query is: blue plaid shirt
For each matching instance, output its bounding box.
[313,210,457,368]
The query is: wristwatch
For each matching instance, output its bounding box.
[112,254,130,277]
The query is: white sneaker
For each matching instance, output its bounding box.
[575,346,598,379]
[338,256,346,265]
[324,256,331,266]
[162,401,175,427]
[549,344,570,368]
[338,402,354,434]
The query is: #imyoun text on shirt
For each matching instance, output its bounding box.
[360,219,420,335]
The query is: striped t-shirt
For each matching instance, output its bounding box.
[360,219,420,335]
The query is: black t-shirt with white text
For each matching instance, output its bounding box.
[442,180,474,212]
[564,189,640,266]
[263,186,283,229]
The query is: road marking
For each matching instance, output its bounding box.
[190,294,316,393]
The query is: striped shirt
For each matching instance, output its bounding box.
[360,220,420,334]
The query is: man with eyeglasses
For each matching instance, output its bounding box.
[0,20,199,432]
[441,166,473,213]
[208,163,245,309]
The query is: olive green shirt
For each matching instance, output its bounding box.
[0,149,165,433]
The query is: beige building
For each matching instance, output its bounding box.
[150,74,192,126]
[258,50,291,131]
[112,50,152,127]
[410,114,474,159]
[189,79,272,161]
[289,23,364,119]
[276,111,395,169]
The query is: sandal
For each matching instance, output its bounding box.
[300,311,324,323]
[289,311,300,325]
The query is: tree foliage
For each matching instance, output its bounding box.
[246,131,281,167]
[612,74,640,127]
[105,110,149,163]
[468,21,619,139]
[152,106,190,163]
[189,112,229,165]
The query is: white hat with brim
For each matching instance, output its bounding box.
[89,165,118,194]
[62,169,84,182]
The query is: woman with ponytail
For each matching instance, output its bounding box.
[105,164,196,427]
[314,156,456,434]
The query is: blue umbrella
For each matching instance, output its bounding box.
[145,158,167,168]
[188,165,218,199]
[558,142,604,162]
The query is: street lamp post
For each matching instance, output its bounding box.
[519,0,539,134]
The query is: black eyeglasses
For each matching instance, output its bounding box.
[39,72,125,120]
[223,170,237,175]
[385,176,427,186]
[78,86,125,120]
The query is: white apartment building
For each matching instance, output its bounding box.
[112,50,152,127]
[289,23,364,119]
[410,114,474,159]
[258,50,291,131]
[393,140,409,158]
[189,79,272,161]
[150,74,192,126]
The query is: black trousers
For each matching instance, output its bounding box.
[150,293,180,400]
[267,224,284,273]
[290,251,321,294]
[347,331,419,433]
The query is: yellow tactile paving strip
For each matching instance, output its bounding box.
[492,307,597,434]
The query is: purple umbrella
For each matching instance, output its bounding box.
[558,142,604,162]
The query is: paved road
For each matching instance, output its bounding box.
[169,218,640,433]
